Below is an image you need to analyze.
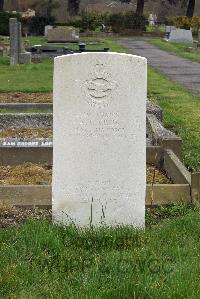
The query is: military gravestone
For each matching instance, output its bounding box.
[53,52,146,227]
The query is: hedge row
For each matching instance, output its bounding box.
[0,12,55,36]
[22,16,55,36]
[172,16,200,34]
[67,11,147,32]
[0,12,20,35]
[0,10,147,36]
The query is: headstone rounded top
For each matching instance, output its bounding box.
[55,51,147,63]
[54,52,147,109]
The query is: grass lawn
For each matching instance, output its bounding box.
[146,25,165,33]
[149,39,200,63]
[24,36,127,52]
[148,66,200,172]
[0,207,199,298]
[0,56,53,92]
[0,38,126,93]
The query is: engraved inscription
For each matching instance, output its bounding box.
[87,78,112,99]
[66,112,129,138]
[0,140,53,147]
[65,180,135,203]
[85,63,117,106]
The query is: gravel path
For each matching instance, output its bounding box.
[119,39,200,97]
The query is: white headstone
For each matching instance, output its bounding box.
[168,29,193,43]
[165,26,176,33]
[44,25,53,37]
[53,52,146,227]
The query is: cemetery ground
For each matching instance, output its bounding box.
[0,37,199,171]
[0,36,200,297]
[149,39,200,63]
[0,208,199,298]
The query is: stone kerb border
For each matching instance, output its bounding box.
[147,113,182,158]
[0,142,161,167]
[0,139,52,147]
[0,139,52,166]
[147,100,162,121]
[0,103,198,206]
[0,100,160,130]
[0,99,160,119]
[0,184,192,208]
[163,149,191,185]
[0,103,53,112]
[1,148,198,206]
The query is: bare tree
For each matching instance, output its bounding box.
[68,0,80,16]
[0,0,4,11]
[136,0,144,15]
[31,0,60,18]
[119,0,132,3]
[166,0,176,4]
[186,0,195,17]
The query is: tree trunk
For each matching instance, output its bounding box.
[186,0,195,18]
[136,0,144,15]
[0,0,4,11]
[167,0,176,4]
[68,0,79,16]
[47,0,53,18]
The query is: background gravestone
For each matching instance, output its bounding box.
[47,26,79,42]
[53,52,146,227]
[168,29,193,43]
[44,25,53,37]
[9,18,31,65]
[9,18,19,65]
[165,26,176,39]
[165,26,176,33]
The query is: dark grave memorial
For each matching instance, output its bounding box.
[27,44,110,60]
